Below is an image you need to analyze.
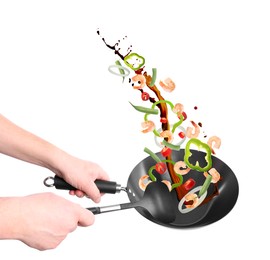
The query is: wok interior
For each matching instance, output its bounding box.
[141,181,176,223]
[127,149,239,228]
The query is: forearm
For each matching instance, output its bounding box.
[0,197,21,240]
[0,114,109,202]
[0,114,66,173]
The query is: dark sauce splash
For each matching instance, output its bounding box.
[97,29,132,60]
[97,29,156,104]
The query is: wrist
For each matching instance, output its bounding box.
[45,147,73,178]
[0,197,22,240]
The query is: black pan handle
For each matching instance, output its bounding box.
[87,207,101,214]
[45,175,120,194]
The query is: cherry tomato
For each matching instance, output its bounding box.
[161,147,172,157]
[141,92,150,101]
[182,178,196,191]
[155,162,167,174]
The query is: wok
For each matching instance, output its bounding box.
[44,149,239,228]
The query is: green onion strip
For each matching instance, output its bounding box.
[171,174,184,190]
[148,165,157,181]
[144,147,161,163]
[159,159,184,189]
[172,114,184,133]
[115,60,126,82]
[161,159,175,165]
[199,175,212,197]
[153,128,161,137]
[162,159,183,189]
[162,139,181,151]
[149,68,157,86]
[129,102,159,115]
[151,100,174,110]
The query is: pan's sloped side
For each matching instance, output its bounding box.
[127,149,239,228]
[192,157,239,227]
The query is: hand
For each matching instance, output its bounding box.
[0,115,109,203]
[10,193,94,250]
[51,153,109,203]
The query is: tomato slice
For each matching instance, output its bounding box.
[161,147,172,157]
[155,162,167,174]
[183,178,196,191]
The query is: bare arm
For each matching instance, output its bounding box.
[0,114,109,202]
[0,114,58,169]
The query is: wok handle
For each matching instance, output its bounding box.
[87,203,133,215]
[51,175,120,194]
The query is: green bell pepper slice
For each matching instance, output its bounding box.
[184,138,212,172]
[124,53,145,71]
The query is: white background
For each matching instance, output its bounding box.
[0,0,269,259]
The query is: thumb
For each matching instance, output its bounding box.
[78,207,95,227]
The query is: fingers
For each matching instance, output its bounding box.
[85,181,102,203]
[70,179,104,202]
[65,160,110,202]
[83,164,110,202]
[77,207,95,227]
[69,190,85,198]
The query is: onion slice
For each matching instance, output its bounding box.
[178,186,207,214]
[108,64,130,77]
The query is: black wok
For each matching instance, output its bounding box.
[44,149,239,228]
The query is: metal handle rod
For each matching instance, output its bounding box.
[87,202,137,215]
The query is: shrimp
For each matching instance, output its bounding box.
[173,103,184,117]
[162,180,172,191]
[174,161,191,175]
[160,130,174,143]
[207,136,221,154]
[204,168,221,183]
[139,175,152,191]
[186,121,200,138]
[132,74,146,89]
[159,78,176,92]
[184,193,199,209]
[141,120,155,133]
